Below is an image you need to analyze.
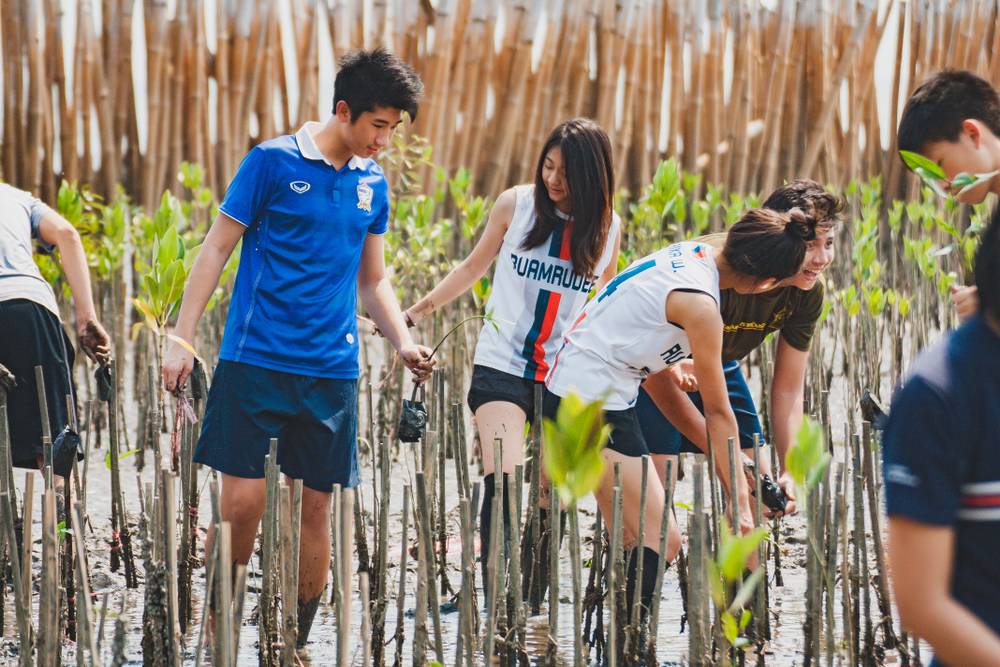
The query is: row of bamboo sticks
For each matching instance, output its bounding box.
[2,0,998,211]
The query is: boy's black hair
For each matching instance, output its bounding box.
[976,205,1000,321]
[762,179,845,230]
[897,69,1000,153]
[333,48,423,122]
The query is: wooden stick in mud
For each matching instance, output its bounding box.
[107,360,137,587]
[38,490,60,666]
[216,521,235,667]
[34,366,54,489]
[689,460,708,666]
[21,472,33,602]
[0,490,33,666]
[646,459,674,665]
[505,466,526,664]
[862,421,898,653]
[826,463,845,667]
[279,484,298,666]
[419,462,445,658]
[160,469,181,666]
[523,386,545,607]
[625,456,649,661]
[338,485,355,667]
[231,564,247,660]
[392,485,410,667]
[608,481,622,667]
[752,435,768,646]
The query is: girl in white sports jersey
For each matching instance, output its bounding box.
[405,118,620,596]
[544,207,818,624]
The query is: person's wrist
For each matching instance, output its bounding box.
[75,308,97,327]
[403,308,416,327]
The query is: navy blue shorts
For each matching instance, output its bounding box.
[194,360,359,491]
[636,360,763,456]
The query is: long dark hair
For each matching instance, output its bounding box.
[521,118,615,277]
[723,208,818,282]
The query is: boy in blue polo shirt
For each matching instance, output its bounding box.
[162,48,433,646]
[883,206,1000,665]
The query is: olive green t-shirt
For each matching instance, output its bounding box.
[719,281,824,361]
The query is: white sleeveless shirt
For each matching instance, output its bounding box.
[546,241,720,410]
[473,184,620,381]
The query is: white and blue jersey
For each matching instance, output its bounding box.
[546,241,720,410]
[218,122,389,378]
[473,185,619,382]
[883,315,1000,655]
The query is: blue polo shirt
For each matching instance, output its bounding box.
[882,315,1000,664]
[217,122,390,378]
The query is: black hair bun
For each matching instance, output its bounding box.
[784,207,816,241]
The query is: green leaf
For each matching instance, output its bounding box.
[730,568,766,611]
[721,611,739,643]
[786,417,828,498]
[739,608,752,631]
[541,391,610,505]
[955,170,1000,197]
[899,150,947,181]
[133,298,160,335]
[718,522,768,581]
[105,448,140,470]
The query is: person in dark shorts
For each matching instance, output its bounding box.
[636,180,844,518]
[404,119,621,601]
[161,49,434,648]
[882,204,1000,666]
[0,183,110,477]
[545,206,821,624]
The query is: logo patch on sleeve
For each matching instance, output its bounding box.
[356,181,373,213]
[290,180,311,193]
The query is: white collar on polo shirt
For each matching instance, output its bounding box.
[295,121,367,170]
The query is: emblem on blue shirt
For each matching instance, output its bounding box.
[290,180,310,193]
[357,181,373,213]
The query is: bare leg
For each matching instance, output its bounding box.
[209,474,266,566]
[475,401,528,476]
[594,450,680,560]
[294,482,332,647]
[474,401,527,599]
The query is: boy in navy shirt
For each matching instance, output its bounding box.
[162,49,433,646]
[883,205,1000,665]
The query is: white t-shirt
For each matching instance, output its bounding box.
[546,241,720,410]
[0,184,59,315]
[473,184,620,381]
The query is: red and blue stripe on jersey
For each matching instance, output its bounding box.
[521,222,573,381]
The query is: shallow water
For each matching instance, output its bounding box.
[0,441,920,666]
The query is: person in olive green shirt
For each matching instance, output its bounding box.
[636,179,842,517]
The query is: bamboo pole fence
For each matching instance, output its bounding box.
[1,0,997,207]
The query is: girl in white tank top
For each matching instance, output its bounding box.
[405,119,620,603]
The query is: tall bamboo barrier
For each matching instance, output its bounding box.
[2,0,998,207]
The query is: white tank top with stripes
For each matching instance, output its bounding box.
[473,184,620,382]
[545,241,720,410]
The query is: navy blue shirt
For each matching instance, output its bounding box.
[883,315,1000,660]
[218,122,390,378]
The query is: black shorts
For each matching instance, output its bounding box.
[466,365,542,423]
[542,389,649,457]
[0,299,76,469]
